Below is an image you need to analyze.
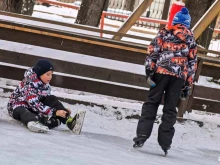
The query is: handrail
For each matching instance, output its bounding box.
[35,0,220,35]
[37,0,79,10]
[100,11,168,37]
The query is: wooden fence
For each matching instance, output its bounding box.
[0,11,219,117]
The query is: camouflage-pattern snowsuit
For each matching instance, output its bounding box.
[7,68,55,117]
[145,24,197,88]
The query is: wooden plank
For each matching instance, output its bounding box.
[1,63,220,112]
[193,86,220,101]
[160,0,171,29]
[198,46,220,58]
[1,10,220,61]
[1,49,219,92]
[194,58,203,82]
[191,98,220,113]
[113,0,154,40]
[0,20,219,70]
[0,23,147,54]
[0,64,149,102]
[0,87,121,110]
[0,21,147,65]
[0,18,219,64]
[2,86,219,115]
[185,58,204,113]
[201,64,220,79]
[177,98,189,117]
[0,10,153,42]
[0,87,100,108]
[0,49,147,87]
[192,0,220,39]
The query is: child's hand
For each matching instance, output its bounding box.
[66,108,71,114]
[56,110,67,118]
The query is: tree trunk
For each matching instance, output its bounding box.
[0,0,22,13]
[160,0,171,29]
[185,0,217,49]
[0,0,35,15]
[21,0,36,15]
[75,0,108,27]
[103,0,109,11]
[125,0,135,11]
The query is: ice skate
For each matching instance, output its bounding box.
[27,121,49,133]
[161,145,171,156]
[66,113,77,131]
[66,110,86,135]
[133,136,147,148]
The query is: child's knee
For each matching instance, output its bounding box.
[13,107,28,120]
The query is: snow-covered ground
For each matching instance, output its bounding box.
[208,39,220,57]
[0,4,220,165]
[1,94,220,165]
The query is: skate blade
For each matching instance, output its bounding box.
[133,143,144,148]
[72,110,86,135]
[164,151,168,156]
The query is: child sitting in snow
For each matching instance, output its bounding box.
[7,59,77,133]
[167,0,186,27]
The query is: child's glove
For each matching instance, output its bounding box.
[180,86,190,100]
[147,76,156,87]
[145,68,156,87]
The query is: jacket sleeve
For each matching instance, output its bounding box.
[145,30,164,76]
[185,36,198,89]
[24,82,55,117]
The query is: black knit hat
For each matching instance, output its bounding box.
[33,59,54,77]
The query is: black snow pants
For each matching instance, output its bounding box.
[136,73,184,148]
[13,95,70,129]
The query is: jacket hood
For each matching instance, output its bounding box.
[167,24,193,42]
[24,68,42,83]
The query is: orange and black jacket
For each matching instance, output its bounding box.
[145,24,197,89]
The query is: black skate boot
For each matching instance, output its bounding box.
[37,113,61,129]
[66,113,78,131]
[37,113,49,124]
[133,135,147,148]
[161,145,171,156]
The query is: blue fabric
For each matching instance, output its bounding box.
[172,7,191,28]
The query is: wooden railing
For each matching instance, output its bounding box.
[36,0,220,37]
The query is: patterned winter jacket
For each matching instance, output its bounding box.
[145,24,197,88]
[7,68,55,117]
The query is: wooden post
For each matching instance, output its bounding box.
[160,0,171,29]
[194,57,203,83]
[186,58,203,113]
[177,58,203,117]
[177,97,189,118]
[192,0,220,40]
[112,0,154,40]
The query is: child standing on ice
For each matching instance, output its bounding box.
[133,7,197,155]
[7,59,79,133]
[167,0,186,27]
